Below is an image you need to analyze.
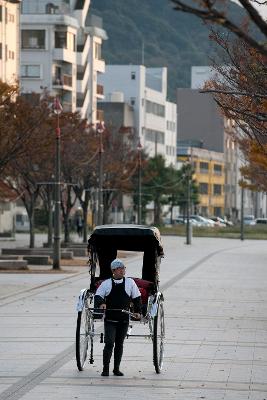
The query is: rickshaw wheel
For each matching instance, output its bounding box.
[76,306,91,371]
[153,298,165,373]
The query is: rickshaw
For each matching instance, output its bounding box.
[76,224,165,374]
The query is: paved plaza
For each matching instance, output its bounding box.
[0,235,267,399]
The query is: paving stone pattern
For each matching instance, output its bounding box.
[0,236,266,400]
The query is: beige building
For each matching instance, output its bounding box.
[177,145,225,217]
[0,0,21,83]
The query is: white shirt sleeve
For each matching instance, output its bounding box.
[95,279,112,299]
[125,278,141,299]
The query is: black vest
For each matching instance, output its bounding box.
[105,278,131,322]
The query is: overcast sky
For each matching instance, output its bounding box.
[231,0,267,18]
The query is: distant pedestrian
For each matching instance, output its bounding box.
[76,217,83,237]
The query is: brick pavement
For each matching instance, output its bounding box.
[0,236,266,400]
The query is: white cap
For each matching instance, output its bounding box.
[110,258,125,270]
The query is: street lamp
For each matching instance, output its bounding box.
[137,140,142,224]
[240,186,244,241]
[53,97,62,269]
[97,122,104,226]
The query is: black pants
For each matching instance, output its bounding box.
[103,320,129,370]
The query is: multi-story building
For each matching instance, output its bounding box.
[0,0,21,83]
[20,0,107,124]
[0,0,21,235]
[177,86,241,220]
[190,66,267,220]
[177,144,225,217]
[98,65,177,166]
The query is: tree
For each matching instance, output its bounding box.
[202,34,267,145]
[0,83,50,176]
[171,0,267,57]
[171,0,267,190]
[4,95,54,247]
[59,113,96,243]
[239,139,267,191]
[97,125,139,224]
[168,163,199,219]
[141,155,176,225]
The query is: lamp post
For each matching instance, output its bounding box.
[186,164,192,245]
[53,97,62,269]
[97,122,104,226]
[240,186,244,241]
[137,140,142,224]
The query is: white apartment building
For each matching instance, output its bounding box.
[99,65,177,166]
[0,0,20,83]
[20,0,107,124]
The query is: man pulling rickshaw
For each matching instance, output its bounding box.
[76,224,165,374]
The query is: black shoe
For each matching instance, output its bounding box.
[101,370,109,377]
[113,369,124,376]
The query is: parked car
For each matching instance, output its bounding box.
[210,217,227,227]
[172,216,202,226]
[255,218,267,225]
[190,215,215,227]
[243,215,256,226]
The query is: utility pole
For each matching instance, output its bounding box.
[186,164,192,245]
[97,122,104,226]
[53,97,62,270]
[137,140,142,224]
[240,186,244,241]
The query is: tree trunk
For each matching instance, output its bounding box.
[47,186,53,247]
[154,198,161,225]
[82,204,88,243]
[63,214,70,244]
[29,208,35,248]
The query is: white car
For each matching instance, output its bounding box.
[243,215,256,225]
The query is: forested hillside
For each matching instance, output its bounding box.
[90,0,244,101]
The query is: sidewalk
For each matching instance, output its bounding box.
[0,236,266,400]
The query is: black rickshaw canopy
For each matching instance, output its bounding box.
[87,224,164,285]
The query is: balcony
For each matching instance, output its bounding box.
[97,84,104,96]
[53,74,72,89]
[97,109,104,122]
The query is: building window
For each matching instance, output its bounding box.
[145,129,164,144]
[21,65,41,78]
[145,100,165,117]
[214,207,222,217]
[200,161,209,173]
[199,182,208,194]
[131,72,136,80]
[55,31,66,49]
[167,121,176,131]
[214,164,222,175]
[8,14,14,23]
[55,31,75,50]
[213,184,222,196]
[130,97,135,106]
[95,42,101,59]
[22,30,45,49]
[67,32,75,51]
[0,43,2,60]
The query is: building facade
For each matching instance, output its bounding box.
[177,86,241,220]
[190,66,267,220]
[0,0,21,83]
[177,145,225,217]
[99,65,177,166]
[20,0,107,123]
